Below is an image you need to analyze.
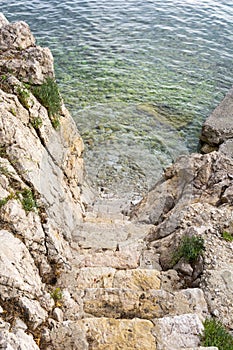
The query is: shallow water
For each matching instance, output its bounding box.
[2,0,233,199]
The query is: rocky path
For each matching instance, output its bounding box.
[53,196,216,350]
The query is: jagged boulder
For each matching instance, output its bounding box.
[201,86,233,148]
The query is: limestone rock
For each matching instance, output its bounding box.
[0,18,54,83]
[201,86,233,146]
[47,321,88,350]
[80,317,156,350]
[173,289,208,321]
[219,138,233,158]
[52,308,63,322]
[200,264,233,329]
[0,319,40,350]
[77,249,141,269]
[152,314,204,350]
[0,14,8,28]
[60,290,84,321]
[161,269,183,291]
[113,269,161,290]
[76,267,116,289]
[0,78,85,244]
[0,230,44,300]
[1,47,54,84]
[0,21,35,51]
[82,287,208,320]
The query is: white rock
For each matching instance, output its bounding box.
[0,320,39,350]
[0,230,43,299]
[12,318,27,331]
[53,307,63,322]
[153,314,204,350]
[0,13,9,28]
[19,296,47,329]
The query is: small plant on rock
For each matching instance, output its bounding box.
[0,197,9,208]
[32,77,62,129]
[222,231,233,242]
[0,192,16,209]
[17,86,31,109]
[201,318,233,350]
[17,189,37,212]
[172,235,205,265]
[30,117,43,129]
[50,287,63,307]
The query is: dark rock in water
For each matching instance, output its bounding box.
[201,86,233,149]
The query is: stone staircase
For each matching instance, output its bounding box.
[55,197,216,350]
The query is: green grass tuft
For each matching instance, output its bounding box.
[17,86,31,109]
[30,117,43,129]
[50,287,63,307]
[32,77,62,129]
[201,318,233,350]
[222,231,233,242]
[172,235,205,265]
[18,189,37,212]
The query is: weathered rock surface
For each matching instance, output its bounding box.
[201,86,233,147]
[2,13,233,350]
[152,314,204,350]
[0,14,88,350]
[0,319,40,350]
[131,150,233,330]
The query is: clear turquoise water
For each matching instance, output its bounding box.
[2,0,233,198]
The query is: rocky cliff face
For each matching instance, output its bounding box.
[0,13,232,350]
[0,13,89,349]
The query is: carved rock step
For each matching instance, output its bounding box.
[73,220,153,250]
[58,268,161,297]
[81,287,208,320]
[48,315,214,350]
[84,197,131,224]
[70,246,142,269]
[76,267,161,290]
[48,317,156,350]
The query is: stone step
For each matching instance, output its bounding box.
[59,267,161,296]
[48,315,212,350]
[70,245,142,269]
[84,197,130,223]
[76,267,161,290]
[72,220,153,250]
[80,317,155,350]
[81,287,208,321]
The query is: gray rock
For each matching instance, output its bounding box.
[0,20,35,51]
[152,313,204,350]
[0,230,44,300]
[48,321,89,350]
[201,86,233,146]
[0,319,40,350]
[0,13,8,28]
[18,297,47,329]
[219,138,233,158]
